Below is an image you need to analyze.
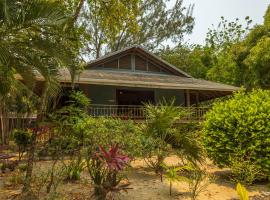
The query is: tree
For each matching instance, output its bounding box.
[205,16,252,51]
[205,7,270,89]
[0,0,81,195]
[81,0,194,59]
[159,45,212,79]
[80,0,140,58]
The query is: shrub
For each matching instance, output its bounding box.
[78,117,143,158]
[12,129,32,160]
[229,156,262,185]
[203,89,270,178]
[188,165,212,200]
[63,157,85,181]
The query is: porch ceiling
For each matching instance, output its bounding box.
[59,69,239,93]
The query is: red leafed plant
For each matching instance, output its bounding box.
[87,144,131,199]
[99,144,130,171]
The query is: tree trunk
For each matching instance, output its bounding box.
[22,83,49,194]
[22,131,37,194]
[170,182,172,196]
[71,0,85,25]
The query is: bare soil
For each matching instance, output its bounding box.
[0,156,269,200]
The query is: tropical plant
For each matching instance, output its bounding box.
[86,144,130,199]
[143,100,183,175]
[63,157,85,181]
[0,0,82,195]
[236,183,249,200]
[162,164,190,196]
[203,89,270,179]
[188,165,211,200]
[143,100,203,179]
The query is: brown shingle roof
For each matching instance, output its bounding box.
[59,69,239,92]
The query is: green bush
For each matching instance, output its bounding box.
[203,89,270,177]
[12,129,32,160]
[77,117,143,158]
[229,156,262,185]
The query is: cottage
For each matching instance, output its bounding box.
[58,45,238,120]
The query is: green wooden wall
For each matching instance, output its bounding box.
[79,84,185,106]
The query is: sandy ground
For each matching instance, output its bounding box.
[0,156,269,200]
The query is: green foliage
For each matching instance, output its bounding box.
[160,6,270,89]
[143,101,203,175]
[143,100,184,174]
[206,16,252,51]
[69,90,90,109]
[236,183,249,200]
[162,164,189,196]
[188,165,211,200]
[80,0,140,58]
[78,117,143,158]
[12,129,32,160]
[203,89,270,178]
[81,0,194,58]
[63,157,85,181]
[229,157,262,185]
[86,145,130,199]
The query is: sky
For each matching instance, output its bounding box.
[172,0,270,44]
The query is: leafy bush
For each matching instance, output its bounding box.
[229,157,262,185]
[77,117,143,158]
[203,89,270,178]
[12,129,32,160]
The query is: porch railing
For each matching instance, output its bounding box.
[88,104,209,122]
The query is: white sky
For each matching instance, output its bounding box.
[172,0,270,44]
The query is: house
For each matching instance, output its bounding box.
[58,45,238,121]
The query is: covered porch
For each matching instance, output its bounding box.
[59,69,239,122]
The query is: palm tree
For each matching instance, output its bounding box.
[144,100,203,178]
[0,0,81,195]
[162,164,190,196]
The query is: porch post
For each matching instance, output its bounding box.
[186,89,190,107]
[195,91,199,107]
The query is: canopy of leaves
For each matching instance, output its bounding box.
[160,5,270,90]
[0,0,81,112]
[81,0,194,59]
